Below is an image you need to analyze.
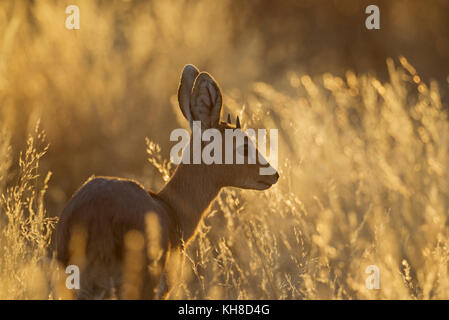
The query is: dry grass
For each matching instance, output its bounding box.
[0,124,58,299]
[0,1,448,299]
[160,58,449,299]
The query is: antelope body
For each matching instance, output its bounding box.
[56,65,279,299]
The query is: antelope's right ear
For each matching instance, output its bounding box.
[178,64,200,124]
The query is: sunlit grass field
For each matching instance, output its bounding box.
[1,1,449,299]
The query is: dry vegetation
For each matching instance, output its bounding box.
[1,1,449,299]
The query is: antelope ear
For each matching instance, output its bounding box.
[190,72,223,129]
[178,64,200,124]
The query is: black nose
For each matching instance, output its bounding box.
[274,172,279,182]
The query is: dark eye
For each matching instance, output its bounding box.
[237,143,249,156]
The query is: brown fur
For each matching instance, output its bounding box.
[56,177,175,298]
[56,65,279,299]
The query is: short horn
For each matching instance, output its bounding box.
[236,116,241,128]
[227,113,232,124]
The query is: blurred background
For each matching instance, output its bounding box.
[1,0,448,213]
[1,0,449,299]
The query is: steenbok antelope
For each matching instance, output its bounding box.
[56,64,279,299]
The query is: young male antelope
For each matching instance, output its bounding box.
[56,64,279,299]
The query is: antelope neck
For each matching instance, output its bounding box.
[157,164,221,244]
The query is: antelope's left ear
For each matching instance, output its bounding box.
[190,72,223,129]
